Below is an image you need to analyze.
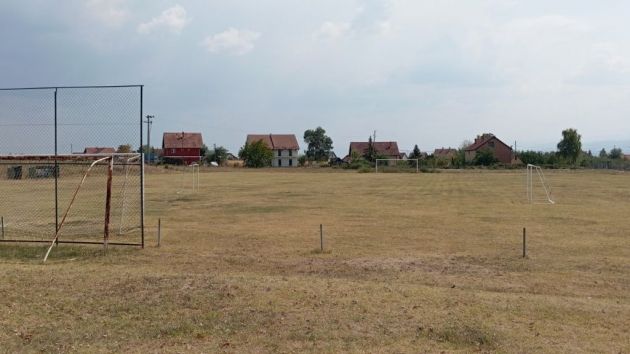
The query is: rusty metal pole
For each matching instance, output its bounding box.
[104,157,114,249]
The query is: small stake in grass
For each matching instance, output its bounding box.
[320,224,324,252]
[1,216,4,239]
[523,227,527,258]
[157,218,161,247]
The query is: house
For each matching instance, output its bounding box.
[399,152,408,160]
[624,154,630,161]
[347,141,400,161]
[464,133,513,164]
[83,147,116,154]
[433,148,458,160]
[162,132,203,165]
[246,134,300,167]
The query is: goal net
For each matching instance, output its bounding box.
[526,164,554,204]
[0,153,143,245]
[375,159,419,173]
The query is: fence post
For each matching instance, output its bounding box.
[1,216,4,239]
[522,227,527,258]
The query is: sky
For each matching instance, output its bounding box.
[1,0,630,155]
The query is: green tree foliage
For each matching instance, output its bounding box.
[409,144,422,159]
[364,136,377,162]
[239,140,273,168]
[117,144,132,153]
[609,147,623,159]
[599,148,608,158]
[557,128,582,164]
[473,149,498,166]
[205,146,229,165]
[303,127,333,161]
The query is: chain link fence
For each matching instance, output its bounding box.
[0,85,144,247]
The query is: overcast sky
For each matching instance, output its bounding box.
[1,0,629,154]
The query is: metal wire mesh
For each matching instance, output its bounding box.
[0,86,143,246]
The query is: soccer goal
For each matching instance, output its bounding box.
[0,154,144,256]
[526,164,554,204]
[375,159,419,173]
[178,163,200,193]
[190,163,200,192]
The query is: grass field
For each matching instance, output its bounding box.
[1,169,629,353]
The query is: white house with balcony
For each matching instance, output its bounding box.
[245,134,300,167]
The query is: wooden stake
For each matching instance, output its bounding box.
[320,224,323,252]
[523,227,527,258]
[1,216,4,239]
[157,218,161,247]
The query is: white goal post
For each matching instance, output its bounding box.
[191,163,200,192]
[526,164,554,204]
[375,159,419,173]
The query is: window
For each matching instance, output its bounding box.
[289,150,293,157]
[488,141,495,148]
[289,159,293,167]
[278,159,282,167]
[171,149,176,154]
[278,150,282,157]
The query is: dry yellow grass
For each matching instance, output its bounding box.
[0,168,629,353]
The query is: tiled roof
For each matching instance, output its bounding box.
[83,147,116,154]
[163,132,203,149]
[349,141,400,156]
[433,148,457,156]
[246,134,299,150]
[465,134,512,152]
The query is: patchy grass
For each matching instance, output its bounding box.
[1,169,629,353]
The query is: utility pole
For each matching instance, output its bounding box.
[144,115,154,162]
[373,130,376,142]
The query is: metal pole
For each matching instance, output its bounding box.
[1,216,4,239]
[523,227,527,258]
[140,86,145,249]
[54,88,59,245]
[104,157,114,249]
[320,224,323,252]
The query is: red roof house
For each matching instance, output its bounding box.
[245,134,300,167]
[162,132,203,164]
[347,141,400,161]
[464,133,513,164]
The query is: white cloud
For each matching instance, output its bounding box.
[86,0,128,27]
[137,4,189,34]
[200,28,261,55]
[314,21,352,40]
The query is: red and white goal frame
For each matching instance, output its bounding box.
[0,153,145,258]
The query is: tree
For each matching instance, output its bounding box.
[364,136,377,162]
[473,149,498,166]
[599,148,608,158]
[239,140,273,168]
[409,145,422,159]
[303,127,333,161]
[557,128,582,164]
[205,146,229,165]
[117,144,132,153]
[609,147,623,159]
